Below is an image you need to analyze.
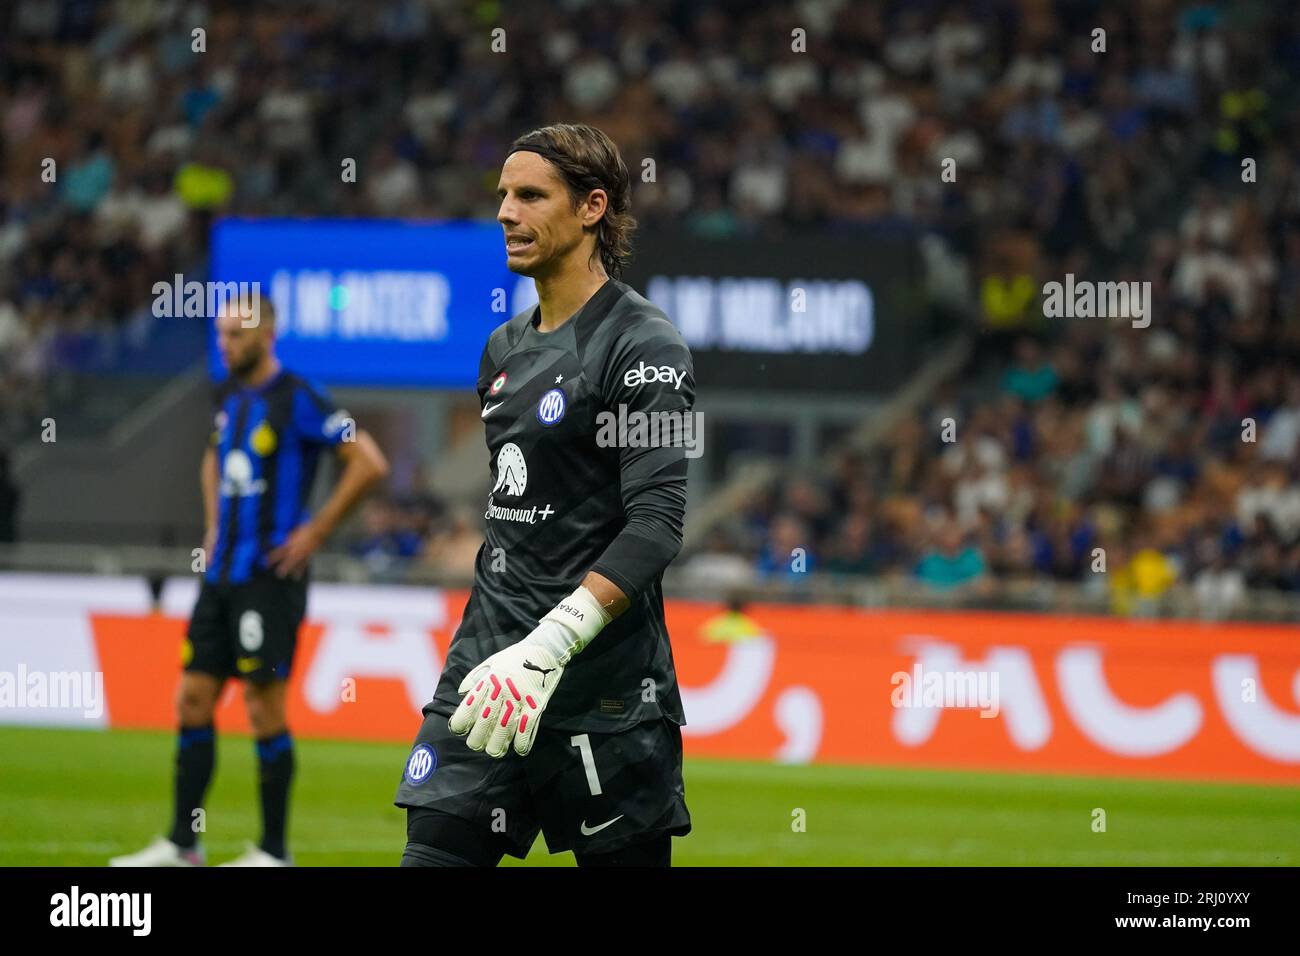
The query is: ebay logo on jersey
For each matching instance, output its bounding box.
[623,362,687,390]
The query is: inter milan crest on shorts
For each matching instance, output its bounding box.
[404,744,437,785]
[536,388,566,426]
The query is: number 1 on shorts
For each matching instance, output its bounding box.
[570,734,603,795]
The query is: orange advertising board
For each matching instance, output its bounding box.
[66,582,1300,785]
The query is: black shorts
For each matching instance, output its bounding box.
[183,574,307,683]
[393,702,691,858]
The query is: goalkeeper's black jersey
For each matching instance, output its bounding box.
[431,278,695,732]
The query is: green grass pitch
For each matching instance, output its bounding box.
[1,726,1295,866]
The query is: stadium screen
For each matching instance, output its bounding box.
[207,218,540,388]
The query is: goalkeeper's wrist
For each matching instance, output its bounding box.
[525,586,613,664]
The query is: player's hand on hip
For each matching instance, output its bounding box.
[448,635,565,758]
[267,522,324,579]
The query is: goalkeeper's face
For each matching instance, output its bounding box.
[497,150,600,278]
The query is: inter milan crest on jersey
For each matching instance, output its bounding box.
[404,744,437,784]
[537,387,566,426]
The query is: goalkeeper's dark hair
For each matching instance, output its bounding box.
[507,123,637,279]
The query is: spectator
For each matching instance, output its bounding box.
[915,521,987,593]
[1002,337,1058,403]
[823,513,880,577]
[1109,536,1178,616]
[1192,536,1245,620]
[756,513,815,580]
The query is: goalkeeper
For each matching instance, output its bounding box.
[393,124,693,867]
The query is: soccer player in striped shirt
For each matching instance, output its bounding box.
[111,293,389,866]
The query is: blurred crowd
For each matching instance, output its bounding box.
[666,0,1300,610]
[2,0,1299,604]
[696,317,1300,614]
[345,485,483,581]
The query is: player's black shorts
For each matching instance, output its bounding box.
[394,701,691,858]
[184,573,307,683]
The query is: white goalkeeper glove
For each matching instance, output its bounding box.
[449,586,612,758]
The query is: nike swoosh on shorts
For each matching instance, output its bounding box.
[579,815,625,836]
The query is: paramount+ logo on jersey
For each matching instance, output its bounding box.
[484,443,556,525]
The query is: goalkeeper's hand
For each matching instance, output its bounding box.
[449,586,612,757]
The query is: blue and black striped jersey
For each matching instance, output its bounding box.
[207,369,348,584]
